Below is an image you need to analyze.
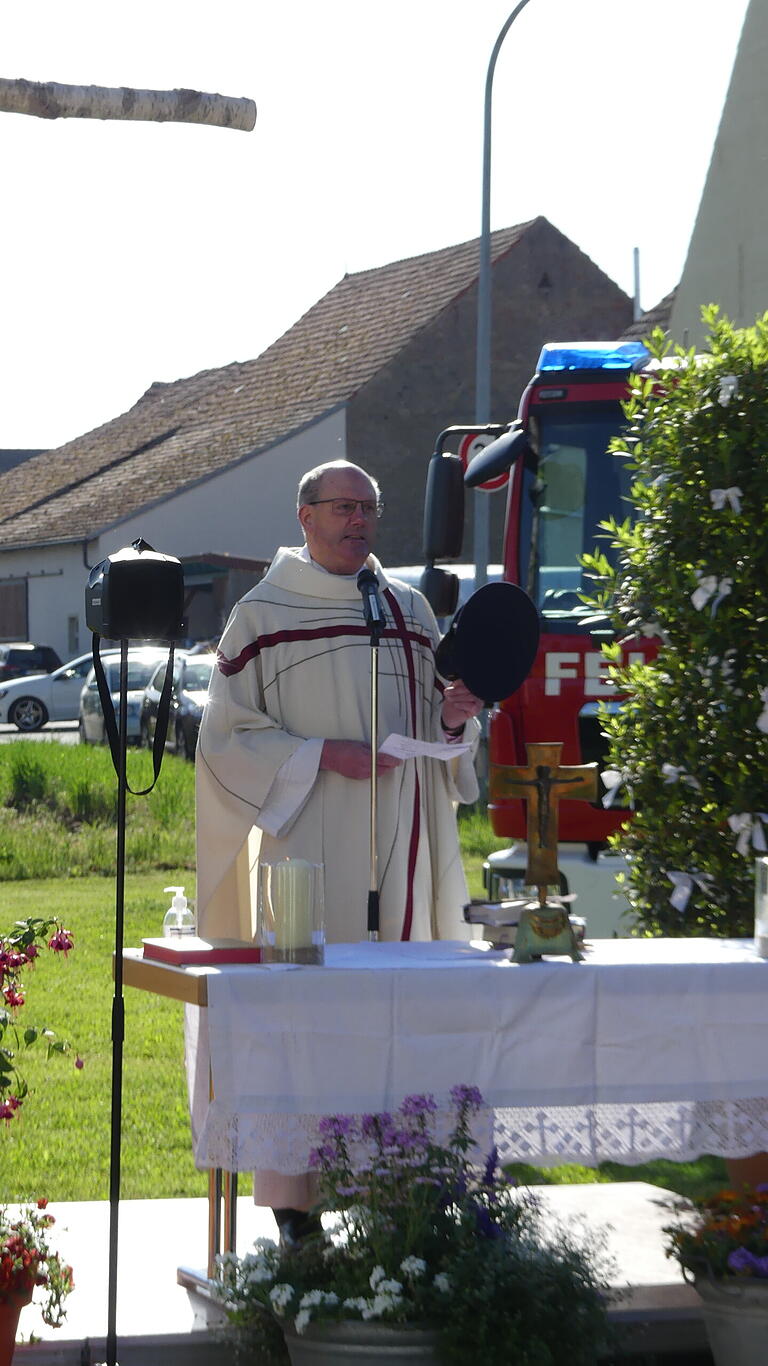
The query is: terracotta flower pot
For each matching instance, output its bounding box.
[283,1320,439,1365]
[695,1276,768,1366]
[0,1289,34,1366]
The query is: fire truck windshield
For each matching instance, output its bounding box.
[520,403,632,632]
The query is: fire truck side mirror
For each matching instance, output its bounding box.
[419,565,460,620]
[423,453,464,560]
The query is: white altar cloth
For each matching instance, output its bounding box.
[185,937,768,1172]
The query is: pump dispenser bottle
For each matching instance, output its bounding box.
[163,886,195,937]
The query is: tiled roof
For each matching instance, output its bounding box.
[0,221,536,551]
[619,289,676,342]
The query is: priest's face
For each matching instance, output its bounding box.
[299,468,380,574]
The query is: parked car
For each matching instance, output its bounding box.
[139,652,215,759]
[387,565,504,630]
[0,650,118,731]
[0,642,62,683]
[78,648,171,745]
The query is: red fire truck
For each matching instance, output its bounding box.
[421,339,659,873]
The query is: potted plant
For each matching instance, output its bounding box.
[215,1085,614,1365]
[664,1184,768,1366]
[0,1200,74,1364]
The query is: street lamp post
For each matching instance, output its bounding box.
[474,0,534,591]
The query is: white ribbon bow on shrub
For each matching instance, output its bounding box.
[757,688,768,735]
[666,871,716,912]
[710,486,743,513]
[727,812,768,857]
[691,574,732,615]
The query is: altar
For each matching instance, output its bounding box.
[174,935,768,1173]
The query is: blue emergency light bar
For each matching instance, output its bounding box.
[536,341,651,373]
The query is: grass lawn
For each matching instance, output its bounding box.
[0,746,727,1204]
[2,872,206,1202]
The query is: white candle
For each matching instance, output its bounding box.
[272,859,315,950]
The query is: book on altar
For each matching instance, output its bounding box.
[142,936,262,965]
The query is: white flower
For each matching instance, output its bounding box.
[434,1273,451,1293]
[400,1256,427,1279]
[247,1266,274,1284]
[294,1309,312,1334]
[369,1265,387,1289]
[269,1283,295,1315]
[370,1291,402,1317]
[757,688,768,735]
[377,1279,403,1297]
[343,1296,370,1312]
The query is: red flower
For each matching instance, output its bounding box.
[47,929,74,956]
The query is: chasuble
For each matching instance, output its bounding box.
[195,547,479,943]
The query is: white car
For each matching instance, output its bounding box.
[0,651,118,731]
[387,564,504,629]
[78,648,171,744]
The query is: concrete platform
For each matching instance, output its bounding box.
[11,1184,710,1363]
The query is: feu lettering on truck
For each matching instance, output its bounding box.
[544,651,646,697]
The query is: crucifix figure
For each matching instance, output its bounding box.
[490,742,598,905]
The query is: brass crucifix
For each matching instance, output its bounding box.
[490,742,599,904]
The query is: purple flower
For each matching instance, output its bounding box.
[318,1114,356,1139]
[728,1247,768,1278]
[361,1113,393,1140]
[473,1202,504,1240]
[400,1094,438,1118]
[450,1084,484,1110]
[483,1146,499,1186]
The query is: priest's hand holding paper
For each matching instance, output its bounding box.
[441,679,484,734]
[319,739,403,780]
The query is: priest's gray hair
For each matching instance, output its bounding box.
[297,461,381,511]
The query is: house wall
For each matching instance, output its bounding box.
[98,408,346,562]
[6,411,346,658]
[347,217,633,567]
[0,542,90,660]
[670,1,765,345]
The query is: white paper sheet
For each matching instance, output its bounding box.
[379,731,473,760]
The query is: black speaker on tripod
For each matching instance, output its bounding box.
[85,538,186,1366]
[86,538,186,642]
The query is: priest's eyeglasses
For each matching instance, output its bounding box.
[308,498,384,519]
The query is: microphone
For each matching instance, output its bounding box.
[357,567,385,633]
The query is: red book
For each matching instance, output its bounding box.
[141,936,262,966]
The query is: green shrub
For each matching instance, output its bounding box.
[582,308,768,936]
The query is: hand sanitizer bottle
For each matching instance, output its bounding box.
[163,886,195,937]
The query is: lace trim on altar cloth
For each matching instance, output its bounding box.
[194,1098,768,1174]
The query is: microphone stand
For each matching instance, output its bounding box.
[357,569,385,940]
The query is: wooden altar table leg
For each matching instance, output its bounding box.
[223,1170,238,1253]
[207,1167,222,1279]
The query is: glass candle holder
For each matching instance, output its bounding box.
[258,859,325,965]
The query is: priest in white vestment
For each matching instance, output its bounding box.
[194,460,483,1233]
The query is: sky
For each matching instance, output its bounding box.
[0,0,751,450]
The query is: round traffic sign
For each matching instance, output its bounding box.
[457,433,509,492]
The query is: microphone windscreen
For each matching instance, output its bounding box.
[436,582,540,702]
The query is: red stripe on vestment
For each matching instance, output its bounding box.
[217,623,432,676]
[384,588,422,941]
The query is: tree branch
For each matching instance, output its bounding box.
[0,77,256,131]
